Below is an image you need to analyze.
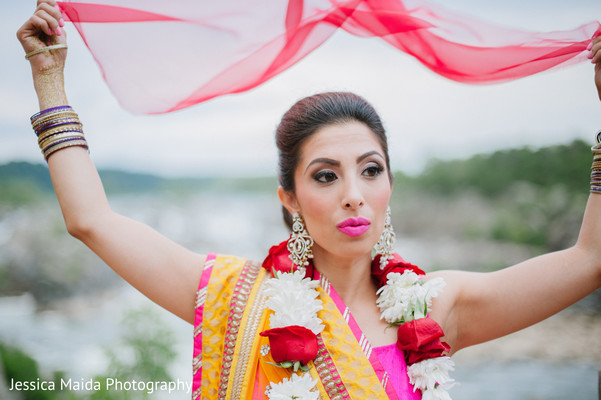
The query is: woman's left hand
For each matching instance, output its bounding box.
[590,35,601,100]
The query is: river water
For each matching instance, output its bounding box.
[1,190,599,399]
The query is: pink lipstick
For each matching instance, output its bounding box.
[337,217,371,237]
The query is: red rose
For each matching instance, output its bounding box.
[372,253,425,288]
[262,239,314,278]
[396,318,450,365]
[262,240,292,273]
[260,325,318,365]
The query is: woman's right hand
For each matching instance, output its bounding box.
[17,0,67,77]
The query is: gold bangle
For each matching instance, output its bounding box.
[32,109,78,121]
[39,132,85,150]
[32,113,80,128]
[25,44,68,60]
[34,118,82,134]
[37,124,83,143]
[43,139,88,161]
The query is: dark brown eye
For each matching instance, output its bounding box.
[363,164,383,177]
[314,170,337,183]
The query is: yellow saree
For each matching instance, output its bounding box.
[192,254,412,400]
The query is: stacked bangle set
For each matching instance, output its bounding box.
[592,130,601,194]
[31,105,88,161]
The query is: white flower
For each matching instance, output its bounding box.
[421,386,453,400]
[266,373,319,400]
[407,356,455,392]
[376,272,446,323]
[265,271,324,334]
[263,262,455,399]
[260,344,270,357]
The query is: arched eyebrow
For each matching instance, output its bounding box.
[305,151,385,173]
[358,150,384,163]
[305,158,339,174]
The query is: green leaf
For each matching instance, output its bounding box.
[264,361,281,368]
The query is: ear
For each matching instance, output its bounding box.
[278,187,300,215]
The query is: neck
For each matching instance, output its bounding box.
[311,247,377,307]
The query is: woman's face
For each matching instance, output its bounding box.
[280,121,393,264]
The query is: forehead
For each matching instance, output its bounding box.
[299,122,384,163]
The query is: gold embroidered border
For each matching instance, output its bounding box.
[192,354,202,376]
[201,255,247,398]
[227,269,269,399]
[317,286,388,399]
[217,260,263,399]
[193,323,202,339]
[314,335,349,400]
[195,286,208,310]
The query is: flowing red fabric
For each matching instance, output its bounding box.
[57,0,600,114]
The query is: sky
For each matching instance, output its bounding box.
[2,1,601,178]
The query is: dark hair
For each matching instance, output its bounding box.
[276,92,392,228]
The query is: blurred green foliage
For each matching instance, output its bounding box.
[0,307,177,399]
[90,307,177,400]
[388,139,591,250]
[0,162,52,207]
[0,342,76,400]
[414,139,590,196]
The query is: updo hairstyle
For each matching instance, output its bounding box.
[275,92,392,229]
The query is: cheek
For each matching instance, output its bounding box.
[367,180,393,230]
[367,179,392,207]
[297,188,333,224]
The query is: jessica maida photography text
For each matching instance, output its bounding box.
[8,377,192,395]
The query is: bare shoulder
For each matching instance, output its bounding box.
[424,269,483,353]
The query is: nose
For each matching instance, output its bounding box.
[342,177,365,210]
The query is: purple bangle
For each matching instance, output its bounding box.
[44,142,88,161]
[42,136,86,153]
[38,127,84,143]
[33,116,79,131]
[35,120,81,136]
[30,105,73,122]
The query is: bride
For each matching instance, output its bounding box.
[17,1,601,399]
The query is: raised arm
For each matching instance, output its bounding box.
[17,0,204,324]
[429,35,601,353]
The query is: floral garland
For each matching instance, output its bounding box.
[260,240,455,400]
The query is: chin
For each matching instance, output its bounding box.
[335,238,378,260]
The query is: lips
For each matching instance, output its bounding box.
[336,217,371,237]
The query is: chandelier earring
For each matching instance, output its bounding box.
[287,213,314,272]
[374,206,396,269]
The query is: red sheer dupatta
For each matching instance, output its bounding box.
[58,0,600,115]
